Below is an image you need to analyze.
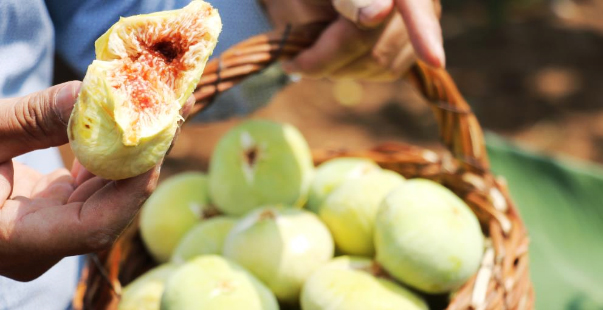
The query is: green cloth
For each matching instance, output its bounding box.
[486,133,603,310]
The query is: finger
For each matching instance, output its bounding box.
[0,197,64,281]
[329,14,410,80]
[328,53,386,80]
[71,158,96,187]
[334,0,394,28]
[10,162,42,199]
[284,17,378,77]
[372,13,409,67]
[388,42,416,76]
[0,258,61,282]
[68,177,111,203]
[75,167,96,188]
[368,13,417,78]
[167,96,194,155]
[8,164,160,258]
[81,163,160,236]
[395,0,444,68]
[181,95,195,120]
[31,169,74,204]
[166,127,181,156]
[0,252,63,282]
[359,43,415,81]
[301,0,333,4]
[70,159,82,180]
[0,161,14,203]
[67,166,160,255]
[359,0,394,27]
[0,81,81,163]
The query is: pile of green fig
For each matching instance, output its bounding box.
[123,119,486,310]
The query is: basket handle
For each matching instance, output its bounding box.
[190,23,490,173]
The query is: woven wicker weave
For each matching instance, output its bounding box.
[73,23,534,310]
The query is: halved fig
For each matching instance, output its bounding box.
[68,0,222,180]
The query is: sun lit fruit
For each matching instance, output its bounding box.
[171,216,238,264]
[375,179,485,294]
[208,120,314,216]
[223,206,334,303]
[307,157,381,213]
[160,255,278,310]
[301,256,428,310]
[140,172,211,263]
[317,169,405,256]
[68,0,221,180]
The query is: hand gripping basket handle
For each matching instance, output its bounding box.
[190,22,490,174]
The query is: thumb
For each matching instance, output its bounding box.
[333,0,394,28]
[0,81,81,162]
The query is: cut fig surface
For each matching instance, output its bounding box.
[105,6,215,144]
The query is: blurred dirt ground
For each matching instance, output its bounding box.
[163,0,603,176]
[443,0,603,162]
[54,0,603,178]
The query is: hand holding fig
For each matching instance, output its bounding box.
[0,82,163,281]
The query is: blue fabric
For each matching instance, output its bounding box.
[0,0,271,309]
[47,0,273,77]
[0,256,84,310]
[0,0,54,98]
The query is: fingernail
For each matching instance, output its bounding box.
[414,22,446,69]
[181,96,195,119]
[55,82,81,125]
[71,160,81,180]
[75,168,88,187]
[154,163,162,176]
[429,33,446,68]
[437,45,446,68]
[359,0,393,28]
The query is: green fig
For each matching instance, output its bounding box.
[208,120,314,216]
[140,172,211,263]
[375,179,484,294]
[301,256,428,310]
[118,263,177,310]
[160,255,278,310]
[223,206,334,303]
[317,169,405,256]
[307,157,381,212]
[171,216,237,264]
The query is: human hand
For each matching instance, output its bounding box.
[0,82,193,281]
[261,0,443,81]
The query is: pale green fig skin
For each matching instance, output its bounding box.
[317,169,405,256]
[170,216,237,264]
[160,255,278,310]
[140,172,210,263]
[223,206,334,303]
[68,64,177,180]
[375,179,485,294]
[118,263,177,310]
[300,256,429,310]
[208,120,314,216]
[69,0,222,180]
[306,157,381,212]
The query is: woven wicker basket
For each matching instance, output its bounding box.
[72,23,534,310]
